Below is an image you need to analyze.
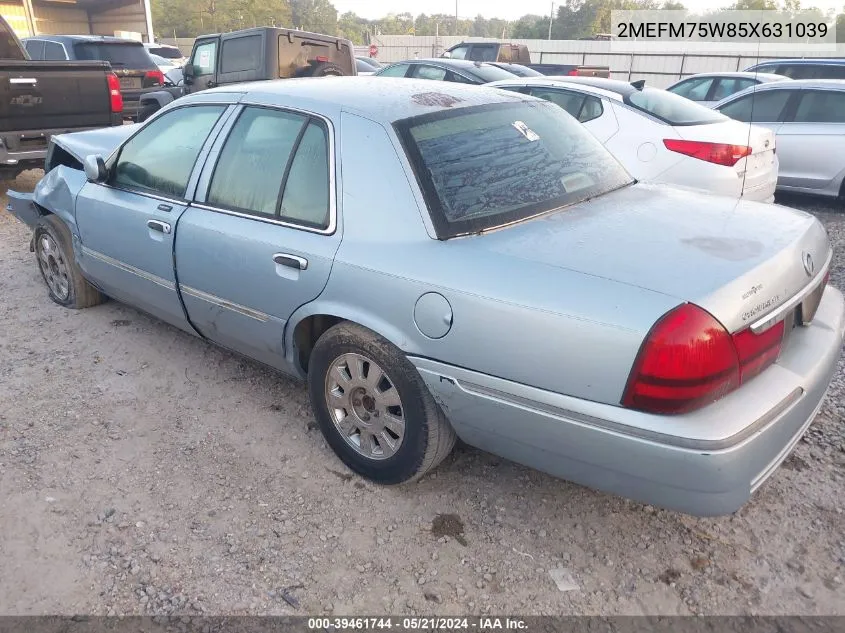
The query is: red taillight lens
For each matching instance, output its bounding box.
[823,268,831,287]
[315,55,329,62]
[107,73,123,113]
[567,69,579,76]
[663,139,752,167]
[623,304,786,414]
[622,304,740,414]
[145,69,164,85]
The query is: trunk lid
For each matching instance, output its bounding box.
[675,120,777,197]
[467,183,829,334]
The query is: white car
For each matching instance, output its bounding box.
[149,53,177,75]
[487,77,778,203]
[144,42,187,68]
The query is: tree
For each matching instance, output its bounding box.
[838,11,845,42]
[512,14,548,38]
[290,0,338,34]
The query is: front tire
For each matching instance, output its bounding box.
[308,322,456,484]
[34,215,106,309]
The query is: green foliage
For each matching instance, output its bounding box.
[152,0,844,46]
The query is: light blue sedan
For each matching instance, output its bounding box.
[7,78,844,516]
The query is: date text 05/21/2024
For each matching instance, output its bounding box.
[307,618,529,631]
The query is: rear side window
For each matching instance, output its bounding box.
[377,63,410,77]
[395,101,632,239]
[74,42,154,69]
[113,105,225,198]
[626,87,726,125]
[207,107,331,229]
[468,45,498,62]
[24,39,44,60]
[221,35,261,73]
[528,88,603,122]
[44,41,66,61]
[718,90,793,122]
[413,65,447,81]
[710,77,756,101]
[793,90,845,123]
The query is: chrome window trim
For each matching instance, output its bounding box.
[750,249,833,334]
[40,38,70,60]
[81,246,175,290]
[196,101,338,236]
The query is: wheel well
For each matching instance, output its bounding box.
[293,314,344,373]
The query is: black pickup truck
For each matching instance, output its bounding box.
[0,16,122,179]
[138,26,356,121]
[442,42,609,77]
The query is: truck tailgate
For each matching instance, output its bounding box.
[0,60,114,133]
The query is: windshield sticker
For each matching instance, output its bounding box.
[199,50,210,68]
[512,120,540,142]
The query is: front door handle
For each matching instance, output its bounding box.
[10,77,37,85]
[273,253,308,270]
[147,219,171,234]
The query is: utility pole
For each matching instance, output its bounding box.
[455,0,458,36]
[548,1,554,40]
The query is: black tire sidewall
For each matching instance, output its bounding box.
[34,218,76,307]
[308,330,431,484]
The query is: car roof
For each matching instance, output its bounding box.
[390,58,502,70]
[671,71,788,81]
[713,78,845,106]
[750,58,845,66]
[24,34,143,45]
[192,76,530,123]
[528,76,642,97]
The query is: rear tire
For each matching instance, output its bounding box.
[137,102,160,123]
[34,215,106,309]
[308,322,456,484]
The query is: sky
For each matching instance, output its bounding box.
[330,0,840,20]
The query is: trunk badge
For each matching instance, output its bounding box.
[803,252,815,277]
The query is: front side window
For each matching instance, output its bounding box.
[793,90,845,123]
[191,40,217,75]
[668,77,714,101]
[43,41,66,60]
[377,63,411,77]
[448,45,469,60]
[718,90,792,122]
[207,107,331,229]
[112,105,225,198]
[710,77,756,101]
[395,101,632,239]
[468,45,498,62]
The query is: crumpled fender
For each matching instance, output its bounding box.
[6,166,88,239]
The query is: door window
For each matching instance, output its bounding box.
[378,63,411,77]
[710,77,756,101]
[447,45,469,60]
[207,107,331,229]
[43,41,67,60]
[191,40,217,75]
[112,105,225,198]
[24,39,44,60]
[468,45,498,62]
[667,77,714,101]
[793,90,845,123]
[412,65,447,81]
[718,90,793,122]
[220,35,260,73]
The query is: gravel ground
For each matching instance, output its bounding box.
[1,171,843,617]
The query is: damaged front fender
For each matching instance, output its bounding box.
[6,165,89,235]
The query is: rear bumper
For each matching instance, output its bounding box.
[0,122,123,170]
[411,287,845,516]
[655,155,778,203]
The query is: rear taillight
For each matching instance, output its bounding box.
[315,55,329,62]
[107,73,123,113]
[663,139,752,167]
[823,269,831,287]
[145,69,164,85]
[623,303,785,414]
[567,69,579,76]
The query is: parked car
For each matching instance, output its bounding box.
[745,58,845,80]
[144,42,187,67]
[22,34,163,121]
[714,79,845,200]
[355,56,382,76]
[0,15,122,179]
[138,26,356,121]
[488,77,778,202]
[666,72,790,107]
[442,41,609,77]
[489,62,543,77]
[7,78,843,517]
[374,58,518,84]
[150,53,178,75]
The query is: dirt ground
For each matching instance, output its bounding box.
[1,171,843,617]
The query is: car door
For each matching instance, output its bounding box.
[774,89,845,194]
[175,104,341,372]
[74,103,233,332]
[717,88,799,186]
[525,87,618,142]
[186,38,218,93]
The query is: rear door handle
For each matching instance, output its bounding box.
[147,219,171,234]
[273,253,308,270]
[10,78,37,85]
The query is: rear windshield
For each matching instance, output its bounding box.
[74,42,153,68]
[468,63,521,82]
[625,87,727,125]
[502,64,543,77]
[149,46,182,59]
[395,101,632,239]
